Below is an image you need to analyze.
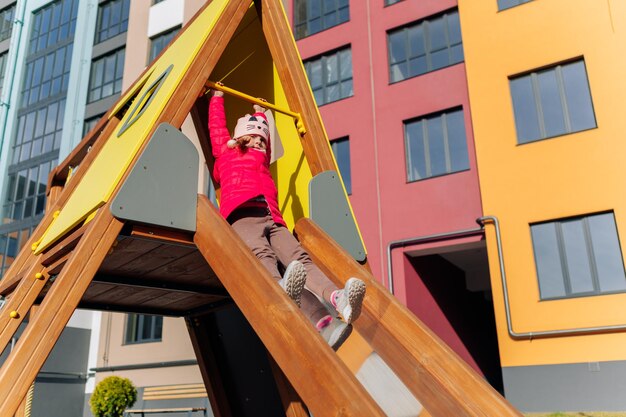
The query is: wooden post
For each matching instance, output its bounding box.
[295,218,523,417]
[194,195,385,417]
[0,209,123,416]
[268,357,310,417]
[185,315,233,417]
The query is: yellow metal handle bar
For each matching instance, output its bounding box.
[204,81,306,136]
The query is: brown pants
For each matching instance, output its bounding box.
[229,207,337,323]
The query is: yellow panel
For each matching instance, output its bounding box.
[34,0,232,254]
[272,67,312,228]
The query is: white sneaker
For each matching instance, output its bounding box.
[320,318,353,351]
[332,277,366,324]
[278,261,307,307]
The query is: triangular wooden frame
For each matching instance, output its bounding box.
[0,1,522,416]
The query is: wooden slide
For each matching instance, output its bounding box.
[0,1,522,416]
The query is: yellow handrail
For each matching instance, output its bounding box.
[204,81,306,136]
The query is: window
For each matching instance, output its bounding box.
[0,5,15,42]
[125,314,163,343]
[21,43,74,107]
[330,137,351,194]
[385,0,404,5]
[304,47,353,106]
[531,212,626,300]
[83,114,103,136]
[149,26,180,62]
[498,0,532,11]
[510,60,596,144]
[28,0,78,55]
[294,0,349,40]
[0,52,7,98]
[3,162,51,222]
[404,108,469,181]
[95,0,130,44]
[388,10,463,83]
[87,48,125,103]
[12,101,65,165]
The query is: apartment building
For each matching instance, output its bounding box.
[460,0,626,411]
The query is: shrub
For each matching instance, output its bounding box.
[89,376,137,417]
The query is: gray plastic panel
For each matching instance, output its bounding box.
[111,123,199,231]
[308,170,366,262]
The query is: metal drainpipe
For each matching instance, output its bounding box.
[478,215,626,340]
[0,2,26,156]
[386,226,484,294]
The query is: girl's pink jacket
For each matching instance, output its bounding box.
[208,95,286,226]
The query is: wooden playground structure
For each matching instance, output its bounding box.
[0,0,523,416]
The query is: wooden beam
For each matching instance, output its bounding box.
[295,218,523,417]
[92,274,229,297]
[185,315,233,417]
[0,261,48,354]
[129,225,195,246]
[268,357,310,417]
[40,223,87,267]
[261,0,337,176]
[47,114,110,190]
[193,195,385,417]
[0,209,123,416]
[77,301,193,317]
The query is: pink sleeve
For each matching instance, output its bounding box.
[208,96,231,158]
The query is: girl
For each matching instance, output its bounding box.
[208,87,365,350]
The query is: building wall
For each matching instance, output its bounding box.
[460,0,626,410]
[95,313,201,387]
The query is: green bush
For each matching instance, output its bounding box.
[89,376,137,417]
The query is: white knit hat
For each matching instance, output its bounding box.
[233,113,270,142]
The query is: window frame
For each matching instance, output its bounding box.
[330,137,352,195]
[0,52,7,98]
[303,46,353,107]
[387,8,464,84]
[148,26,180,63]
[94,0,130,45]
[0,4,15,42]
[509,58,597,145]
[124,314,164,344]
[403,107,470,182]
[498,0,533,11]
[293,0,350,40]
[87,47,125,103]
[531,212,626,301]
